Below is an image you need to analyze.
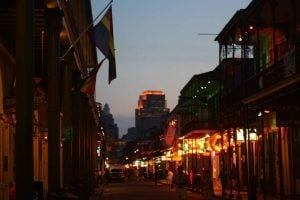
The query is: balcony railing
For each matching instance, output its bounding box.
[245,47,296,97]
[222,46,296,105]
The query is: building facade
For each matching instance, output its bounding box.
[0,0,101,199]
[135,90,169,139]
[163,1,300,199]
[215,0,300,198]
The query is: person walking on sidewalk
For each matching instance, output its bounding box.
[219,167,229,197]
[166,167,174,190]
[174,165,188,200]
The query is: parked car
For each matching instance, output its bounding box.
[109,168,125,182]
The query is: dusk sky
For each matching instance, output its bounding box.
[91,0,251,137]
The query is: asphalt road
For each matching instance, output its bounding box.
[100,179,205,200]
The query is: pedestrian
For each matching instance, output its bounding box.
[95,169,101,187]
[219,167,229,197]
[154,171,158,185]
[231,163,237,189]
[9,181,16,200]
[260,168,264,192]
[166,167,174,189]
[174,165,188,200]
[104,170,110,184]
[134,168,140,181]
[189,170,194,188]
[200,169,213,199]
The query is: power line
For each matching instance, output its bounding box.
[197,33,218,36]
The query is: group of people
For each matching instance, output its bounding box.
[165,165,215,200]
[164,166,189,200]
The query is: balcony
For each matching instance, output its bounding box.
[221,45,297,107]
[245,47,296,98]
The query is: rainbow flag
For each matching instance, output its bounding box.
[80,58,105,96]
[91,6,116,84]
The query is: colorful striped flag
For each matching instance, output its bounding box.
[90,5,116,84]
[80,58,105,96]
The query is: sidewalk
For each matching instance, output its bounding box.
[213,188,282,200]
[89,184,104,200]
[157,178,286,200]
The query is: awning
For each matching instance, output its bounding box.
[183,129,217,139]
[242,74,300,105]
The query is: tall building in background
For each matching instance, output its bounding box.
[135,90,169,139]
[102,103,119,139]
[122,127,138,141]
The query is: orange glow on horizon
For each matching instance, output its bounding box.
[137,90,165,110]
[141,90,164,96]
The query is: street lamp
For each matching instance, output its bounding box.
[247,128,257,200]
[234,129,242,200]
[236,128,258,200]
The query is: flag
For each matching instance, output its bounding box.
[164,123,176,146]
[80,58,105,96]
[9,75,16,95]
[90,5,116,84]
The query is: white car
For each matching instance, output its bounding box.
[109,168,125,182]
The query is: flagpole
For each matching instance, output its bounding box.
[60,0,113,60]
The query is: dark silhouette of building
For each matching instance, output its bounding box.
[122,127,138,141]
[102,103,119,140]
[109,139,127,164]
[135,90,169,139]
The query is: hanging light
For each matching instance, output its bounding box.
[236,128,257,141]
[236,129,245,142]
[258,112,262,117]
[249,128,258,141]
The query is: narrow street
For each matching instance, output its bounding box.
[100,179,203,200]
[1,1,300,200]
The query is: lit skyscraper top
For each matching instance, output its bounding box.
[135,90,169,139]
